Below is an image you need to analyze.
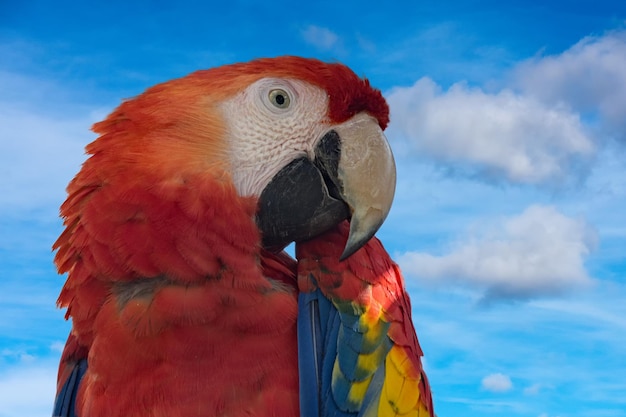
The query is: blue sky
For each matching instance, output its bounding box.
[1,1,625,416]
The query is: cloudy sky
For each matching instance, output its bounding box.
[1,1,625,416]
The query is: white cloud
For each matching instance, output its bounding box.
[530,297,626,330]
[523,383,543,395]
[301,25,340,51]
[513,30,626,140]
[1,348,36,363]
[386,30,626,186]
[481,372,513,392]
[0,71,102,216]
[50,341,66,353]
[386,77,595,185]
[0,362,57,417]
[398,205,597,300]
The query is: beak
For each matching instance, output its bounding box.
[332,114,396,259]
[257,113,396,260]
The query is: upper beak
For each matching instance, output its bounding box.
[257,113,396,260]
[323,113,396,259]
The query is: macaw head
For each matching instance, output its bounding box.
[57,57,395,276]
[217,57,396,258]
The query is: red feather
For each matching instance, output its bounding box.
[296,222,434,416]
[53,56,389,416]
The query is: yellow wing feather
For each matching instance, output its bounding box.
[379,346,430,417]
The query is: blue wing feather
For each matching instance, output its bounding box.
[52,358,87,417]
[298,288,344,417]
[298,289,385,417]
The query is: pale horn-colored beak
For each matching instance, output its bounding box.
[333,113,396,260]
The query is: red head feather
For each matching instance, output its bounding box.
[185,56,390,129]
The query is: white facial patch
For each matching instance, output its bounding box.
[219,78,330,197]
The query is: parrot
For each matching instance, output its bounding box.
[52,56,434,417]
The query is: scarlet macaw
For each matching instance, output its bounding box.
[52,57,434,417]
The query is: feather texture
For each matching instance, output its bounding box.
[52,59,308,416]
[53,162,301,416]
[296,222,434,417]
[53,56,397,417]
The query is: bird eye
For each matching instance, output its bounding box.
[268,89,291,109]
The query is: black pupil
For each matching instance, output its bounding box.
[275,94,285,105]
